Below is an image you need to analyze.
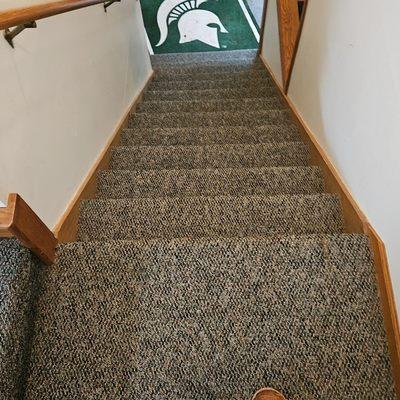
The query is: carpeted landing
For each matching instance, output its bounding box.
[1,50,395,399]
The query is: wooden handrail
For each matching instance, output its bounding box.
[0,0,106,30]
[277,0,301,92]
[0,193,57,265]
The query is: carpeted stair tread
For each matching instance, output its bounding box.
[3,50,394,400]
[120,125,300,146]
[144,86,280,101]
[25,235,395,399]
[151,49,259,66]
[97,166,324,199]
[153,58,265,71]
[129,110,292,129]
[148,73,274,91]
[0,239,42,400]
[137,97,284,114]
[77,194,343,241]
[153,68,270,82]
[154,61,265,75]
[110,142,309,170]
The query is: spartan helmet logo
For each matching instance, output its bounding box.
[156,0,228,49]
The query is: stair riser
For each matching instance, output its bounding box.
[149,76,274,91]
[128,111,292,129]
[78,195,344,241]
[153,69,270,82]
[153,60,265,71]
[137,98,284,114]
[144,86,279,101]
[120,125,300,146]
[110,143,309,170]
[151,49,258,64]
[97,167,324,199]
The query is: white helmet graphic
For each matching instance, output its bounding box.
[156,0,228,49]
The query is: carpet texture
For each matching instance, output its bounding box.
[136,97,285,114]
[144,86,281,101]
[25,236,395,399]
[120,125,299,146]
[0,239,42,400]
[97,166,324,198]
[147,73,274,91]
[2,50,395,399]
[110,142,309,170]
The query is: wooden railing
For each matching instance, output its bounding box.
[0,0,109,30]
[0,194,57,265]
[0,0,122,261]
[277,0,308,92]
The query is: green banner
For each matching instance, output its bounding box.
[140,0,259,54]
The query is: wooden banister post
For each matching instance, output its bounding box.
[277,0,302,92]
[0,194,57,265]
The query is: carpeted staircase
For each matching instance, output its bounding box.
[1,50,396,399]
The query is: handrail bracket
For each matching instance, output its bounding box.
[4,21,37,48]
[104,0,121,12]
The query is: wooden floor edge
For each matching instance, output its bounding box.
[259,55,400,397]
[53,70,155,242]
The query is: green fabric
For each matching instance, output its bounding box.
[140,0,259,54]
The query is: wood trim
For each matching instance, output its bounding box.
[367,224,400,398]
[0,194,57,265]
[0,0,105,30]
[260,55,400,398]
[283,0,308,93]
[54,71,155,242]
[258,0,268,55]
[277,0,300,91]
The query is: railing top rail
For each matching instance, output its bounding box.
[0,0,105,30]
[0,193,57,265]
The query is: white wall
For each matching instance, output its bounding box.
[285,1,400,316]
[0,0,152,228]
[261,0,283,88]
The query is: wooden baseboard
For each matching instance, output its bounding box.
[53,71,155,242]
[259,55,400,398]
[261,54,366,233]
[368,224,400,397]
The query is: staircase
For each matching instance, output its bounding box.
[5,50,395,399]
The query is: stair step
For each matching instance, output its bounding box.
[97,166,324,199]
[137,97,284,114]
[78,194,343,241]
[120,125,300,146]
[144,86,280,101]
[128,110,292,129]
[148,73,274,91]
[26,235,394,398]
[0,238,42,399]
[110,142,309,170]
[151,49,259,66]
[154,61,265,75]
[153,68,270,82]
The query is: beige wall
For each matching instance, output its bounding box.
[0,0,152,228]
[261,0,283,88]
[262,0,400,316]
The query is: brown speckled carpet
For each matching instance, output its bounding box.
[0,50,396,399]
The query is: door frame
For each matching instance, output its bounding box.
[258,0,309,94]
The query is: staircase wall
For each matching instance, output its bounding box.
[0,0,152,229]
[261,0,283,88]
[266,1,400,317]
